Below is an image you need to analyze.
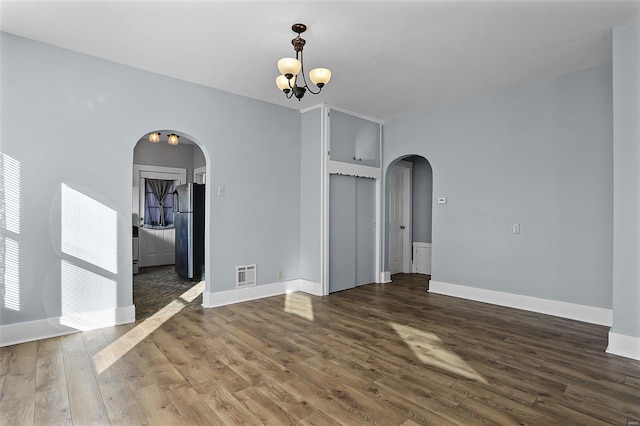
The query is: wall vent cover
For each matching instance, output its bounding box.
[236,264,256,289]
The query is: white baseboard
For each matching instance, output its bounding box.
[297,279,323,296]
[0,305,135,347]
[379,271,391,283]
[607,332,640,361]
[429,281,612,326]
[202,279,322,308]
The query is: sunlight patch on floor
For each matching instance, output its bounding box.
[389,322,488,383]
[92,280,205,375]
[284,291,314,322]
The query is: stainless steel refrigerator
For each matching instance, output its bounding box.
[173,183,205,280]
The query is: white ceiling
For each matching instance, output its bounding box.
[1,1,639,121]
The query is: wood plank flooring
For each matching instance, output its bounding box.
[2,273,639,425]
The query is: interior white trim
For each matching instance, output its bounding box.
[375,178,382,282]
[0,305,135,347]
[380,271,391,283]
[325,104,385,125]
[429,281,613,326]
[193,166,206,183]
[606,332,640,361]
[300,103,325,114]
[412,242,432,274]
[298,279,324,297]
[132,164,187,186]
[328,160,381,179]
[202,279,322,308]
[321,106,330,296]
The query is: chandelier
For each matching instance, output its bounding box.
[276,23,331,101]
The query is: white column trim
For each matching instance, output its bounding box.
[380,271,391,283]
[321,105,330,296]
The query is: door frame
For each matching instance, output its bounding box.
[133,164,187,226]
[389,160,413,274]
[133,164,187,267]
[194,166,206,184]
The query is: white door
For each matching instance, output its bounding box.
[389,166,404,274]
[139,227,175,267]
[388,163,411,274]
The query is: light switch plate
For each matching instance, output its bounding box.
[513,223,520,234]
[437,197,447,204]
[217,186,225,197]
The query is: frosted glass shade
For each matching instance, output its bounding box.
[148,132,160,143]
[309,68,331,87]
[167,134,179,145]
[278,58,301,77]
[276,75,289,91]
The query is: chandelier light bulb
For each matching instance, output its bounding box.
[148,132,160,143]
[167,133,179,145]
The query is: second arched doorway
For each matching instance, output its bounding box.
[386,155,433,279]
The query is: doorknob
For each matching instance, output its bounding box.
[400,225,405,229]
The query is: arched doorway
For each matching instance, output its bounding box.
[386,155,433,280]
[131,130,208,319]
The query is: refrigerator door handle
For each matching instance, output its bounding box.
[172,190,179,213]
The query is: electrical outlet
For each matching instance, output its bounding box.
[277,270,283,279]
[512,223,520,234]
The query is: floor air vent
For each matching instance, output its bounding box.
[236,264,256,289]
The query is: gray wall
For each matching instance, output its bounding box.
[299,108,322,283]
[612,23,640,338]
[0,33,301,326]
[405,156,433,243]
[134,140,206,181]
[384,64,613,309]
[134,140,197,181]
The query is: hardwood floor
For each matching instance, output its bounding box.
[1,274,639,425]
[133,265,202,321]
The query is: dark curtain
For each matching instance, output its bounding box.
[145,179,174,227]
